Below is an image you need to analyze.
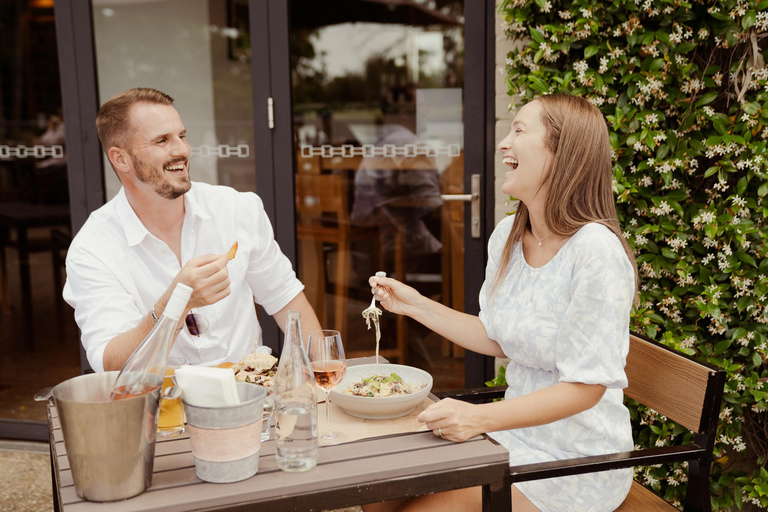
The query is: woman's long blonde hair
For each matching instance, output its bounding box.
[494,94,637,293]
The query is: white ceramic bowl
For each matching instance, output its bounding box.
[329,363,433,420]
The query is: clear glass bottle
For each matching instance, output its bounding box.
[110,283,193,401]
[274,310,318,472]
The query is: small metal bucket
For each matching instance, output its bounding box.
[182,383,266,483]
[52,371,159,501]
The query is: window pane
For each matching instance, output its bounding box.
[92,0,257,199]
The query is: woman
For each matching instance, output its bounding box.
[365,94,637,512]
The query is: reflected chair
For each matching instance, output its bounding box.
[295,173,383,352]
[51,228,71,320]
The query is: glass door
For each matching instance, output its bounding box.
[91,0,260,199]
[0,0,80,430]
[287,0,487,391]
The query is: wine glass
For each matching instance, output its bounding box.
[307,329,348,445]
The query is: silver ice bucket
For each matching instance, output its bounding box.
[52,371,160,501]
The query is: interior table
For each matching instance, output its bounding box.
[47,357,511,512]
[0,202,70,350]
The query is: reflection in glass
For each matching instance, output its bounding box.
[0,1,80,425]
[290,0,466,391]
[92,0,257,198]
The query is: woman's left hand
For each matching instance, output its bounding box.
[417,398,485,443]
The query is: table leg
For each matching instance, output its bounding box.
[17,227,34,350]
[49,442,60,512]
[482,469,511,512]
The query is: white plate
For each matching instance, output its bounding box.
[329,363,433,420]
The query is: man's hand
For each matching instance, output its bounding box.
[173,253,231,310]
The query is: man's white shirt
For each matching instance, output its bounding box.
[63,182,304,372]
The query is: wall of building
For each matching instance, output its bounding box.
[493,7,524,227]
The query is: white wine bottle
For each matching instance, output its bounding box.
[110,283,192,401]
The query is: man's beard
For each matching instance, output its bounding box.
[131,153,191,200]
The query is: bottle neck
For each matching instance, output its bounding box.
[285,311,302,346]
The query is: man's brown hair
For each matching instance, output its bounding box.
[95,87,174,156]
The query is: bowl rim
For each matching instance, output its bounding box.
[330,363,433,401]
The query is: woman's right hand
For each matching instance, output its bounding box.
[369,275,424,318]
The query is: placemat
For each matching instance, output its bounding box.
[317,397,436,443]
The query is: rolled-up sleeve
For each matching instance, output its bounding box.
[242,193,304,315]
[555,244,634,389]
[63,249,143,372]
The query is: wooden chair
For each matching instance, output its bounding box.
[438,332,726,511]
[295,173,382,348]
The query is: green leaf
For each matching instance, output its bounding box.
[675,42,696,53]
[714,339,732,356]
[695,91,719,108]
[713,118,727,135]
[704,166,720,178]
[737,177,748,195]
[744,102,760,115]
[642,32,655,45]
[732,327,747,340]
[736,252,757,268]
[742,10,756,29]
[649,59,664,72]
[661,248,678,259]
[759,183,768,197]
[530,27,545,44]
[753,352,763,367]
[584,45,599,58]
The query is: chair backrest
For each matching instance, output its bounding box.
[624,333,723,434]
[294,173,349,225]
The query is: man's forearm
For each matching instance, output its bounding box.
[101,287,184,371]
[273,292,322,348]
[102,313,158,371]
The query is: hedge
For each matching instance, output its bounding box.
[497,0,768,509]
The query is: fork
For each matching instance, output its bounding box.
[364,271,387,313]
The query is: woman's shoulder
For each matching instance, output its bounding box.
[488,214,517,252]
[568,223,631,266]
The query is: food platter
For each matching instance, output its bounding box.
[329,363,433,420]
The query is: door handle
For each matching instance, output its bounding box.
[440,174,481,238]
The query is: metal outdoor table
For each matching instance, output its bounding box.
[47,357,511,512]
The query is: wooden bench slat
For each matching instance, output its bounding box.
[616,481,678,511]
[625,334,712,432]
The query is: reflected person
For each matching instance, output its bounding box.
[350,123,443,257]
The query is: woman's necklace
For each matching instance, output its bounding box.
[531,229,553,247]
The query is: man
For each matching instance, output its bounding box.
[63,87,321,372]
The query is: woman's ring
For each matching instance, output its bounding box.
[438,428,444,438]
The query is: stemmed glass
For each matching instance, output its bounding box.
[307,329,348,446]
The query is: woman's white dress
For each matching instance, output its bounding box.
[480,215,635,511]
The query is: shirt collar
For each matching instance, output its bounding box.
[183,183,211,222]
[115,188,150,247]
[115,183,211,247]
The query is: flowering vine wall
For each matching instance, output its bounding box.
[498,0,768,508]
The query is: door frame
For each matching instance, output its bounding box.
[267,0,498,387]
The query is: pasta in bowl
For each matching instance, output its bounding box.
[329,363,433,419]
